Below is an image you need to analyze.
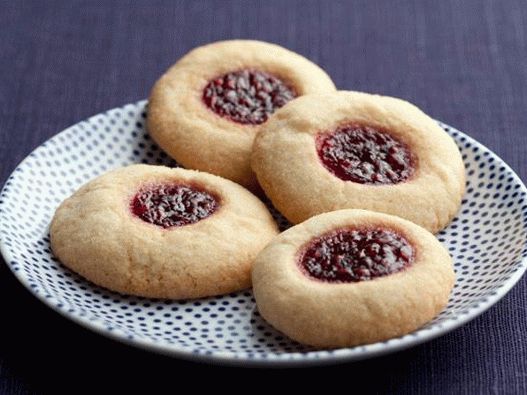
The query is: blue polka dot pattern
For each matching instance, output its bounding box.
[0,101,526,366]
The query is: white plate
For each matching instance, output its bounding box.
[1,101,526,366]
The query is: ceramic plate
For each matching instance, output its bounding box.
[1,101,526,366]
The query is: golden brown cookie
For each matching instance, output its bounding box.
[251,91,465,233]
[147,40,336,190]
[50,164,279,299]
[252,209,455,348]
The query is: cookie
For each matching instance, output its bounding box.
[252,209,455,348]
[147,40,336,190]
[251,91,465,233]
[50,164,279,299]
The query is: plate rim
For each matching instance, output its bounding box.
[1,100,526,367]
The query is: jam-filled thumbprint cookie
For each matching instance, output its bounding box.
[252,91,465,233]
[147,40,336,190]
[252,209,455,348]
[50,164,279,299]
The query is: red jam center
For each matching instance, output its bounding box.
[316,124,415,184]
[299,228,414,282]
[202,69,297,125]
[131,184,218,228]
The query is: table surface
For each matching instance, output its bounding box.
[1,0,526,393]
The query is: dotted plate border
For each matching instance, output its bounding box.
[0,101,526,367]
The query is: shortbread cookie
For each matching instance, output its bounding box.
[252,209,455,348]
[251,91,465,233]
[147,40,336,190]
[50,164,279,299]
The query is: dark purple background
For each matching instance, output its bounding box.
[1,0,526,393]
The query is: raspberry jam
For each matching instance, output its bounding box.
[202,69,296,125]
[316,124,415,184]
[131,184,219,228]
[299,228,414,282]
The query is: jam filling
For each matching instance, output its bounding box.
[202,69,296,125]
[316,124,415,184]
[299,228,414,282]
[131,184,218,228]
